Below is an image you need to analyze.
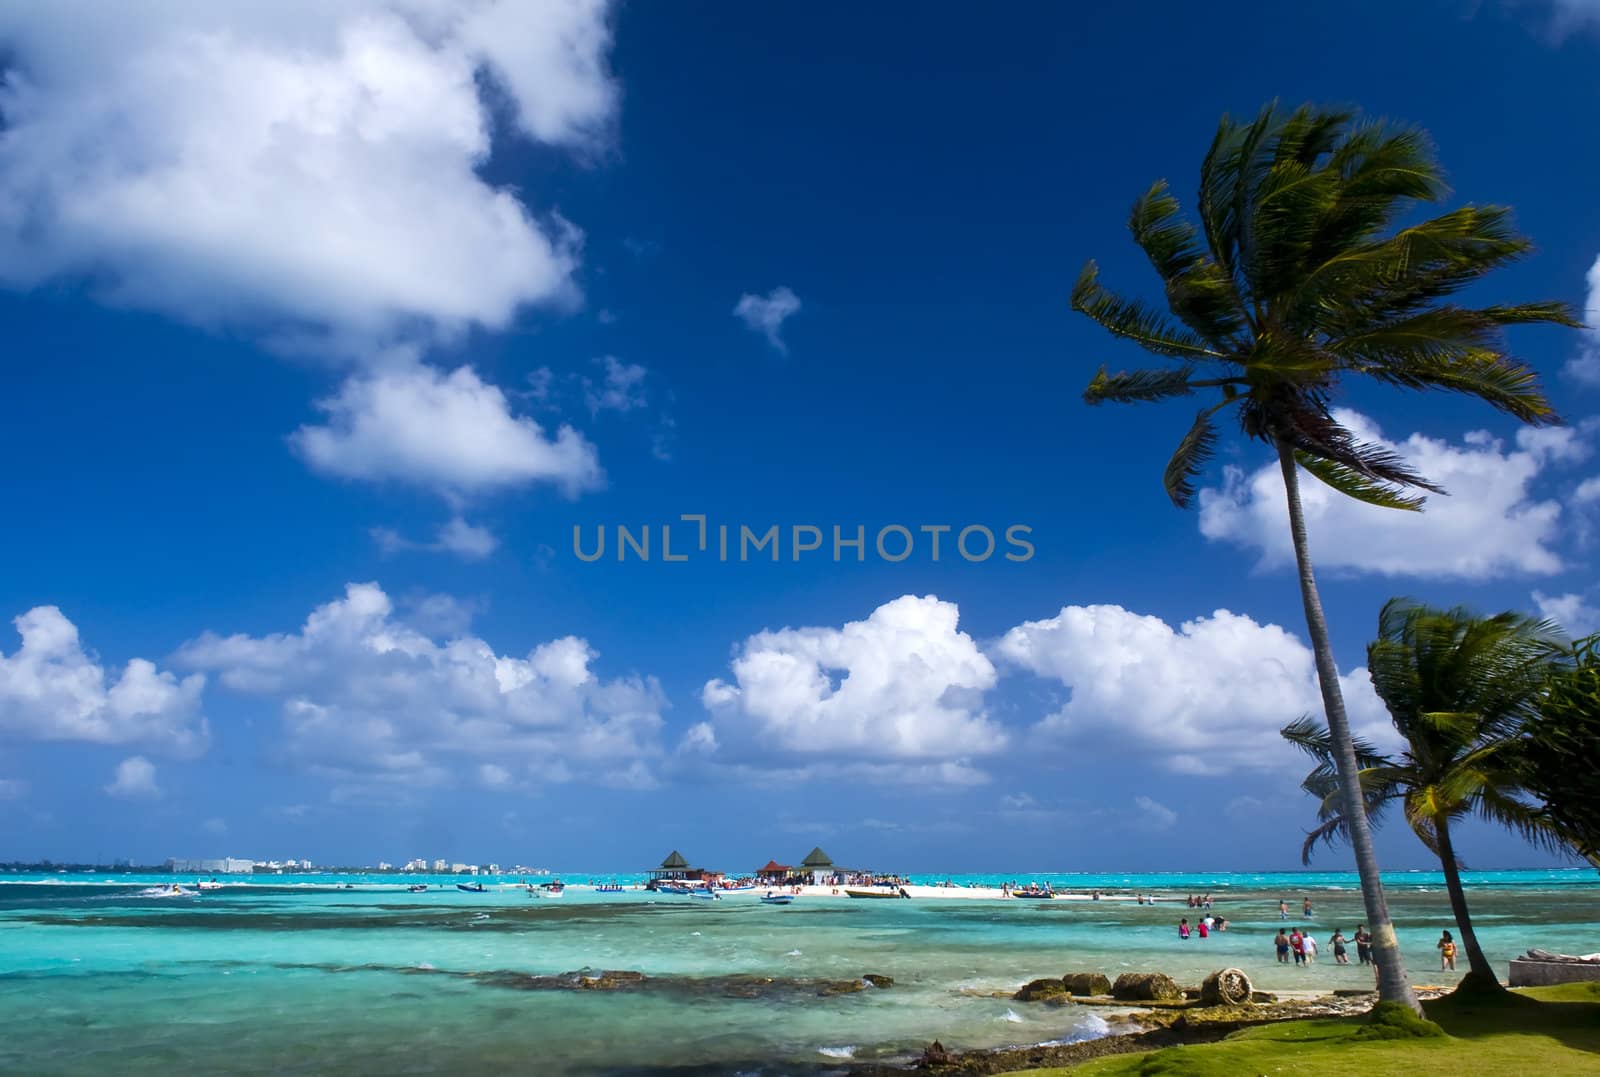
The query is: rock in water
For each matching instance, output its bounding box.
[1200,968,1253,1006]
[1013,977,1071,1002]
[1060,972,1112,996]
[1110,972,1183,1001]
[862,974,894,988]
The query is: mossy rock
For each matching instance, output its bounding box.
[1014,977,1071,1002]
[818,979,867,996]
[1351,1000,1447,1040]
[1111,971,1183,1001]
[1061,972,1112,996]
[862,974,894,988]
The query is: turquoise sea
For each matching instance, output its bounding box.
[2,869,1595,1074]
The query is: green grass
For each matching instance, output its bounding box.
[1008,984,1600,1076]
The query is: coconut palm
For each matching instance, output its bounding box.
[1283,599,1570,992]
[1522,634,1600,868]
[1074,102,1576,1011]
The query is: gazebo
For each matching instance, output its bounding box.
[648,850,704,884]
[799,846,835,885]
[756,859,791,883]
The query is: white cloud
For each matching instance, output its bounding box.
[1532,591,1599,637]
[699,595,1005,779]
[0,606,208,756]
[478,763,512,789]
[994,603,1397,775]
[292,361,602,495]
[1568,254,1600,383]
[175,582,665,792]
[0,778,26,801]
[0,1,615,344]
[585,356,648,415]
[733,285,801,353]
[1133,795,1178,830]
[374,516,498,560]
[104,756,161,799]
[1198,409,1580,579]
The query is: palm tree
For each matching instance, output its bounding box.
[1283,599,1570,992]
[1074,103,1576,1011]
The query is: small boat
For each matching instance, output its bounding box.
[760,893,795,905]
[687,888,720,900]
[407,884,429,892]
[456,882,487,893]
[531,882,565,899]
[196,880,224,891]
[717,884,756,893]
[845,888,910,899]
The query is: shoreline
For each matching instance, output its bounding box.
[849,985,1454,1074]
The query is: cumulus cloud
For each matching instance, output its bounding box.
[175,582,665,792]
[373,516,499,561]
[1198,410,1582,579]
[105,756,161,799]
[733,286,801,353]
[1532,591,1599,637]
[0,3,621,496]
[0,1,615,343]
[699,595,1005,780]
[292,361,603,495]
[1567,254,1600,384]
[0,606,208,756]
[994,603,1397,775]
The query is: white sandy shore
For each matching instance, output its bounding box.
[558,882,1158,902]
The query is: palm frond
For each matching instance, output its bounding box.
[1296,452,1426,510]
[1070,262,1226,360]
[1277,403,1446,496]
[1163,402,1231,507]
[1347,346,1558,426]
[1083,365,1198,406]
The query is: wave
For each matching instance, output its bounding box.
[817,1045,855,1059]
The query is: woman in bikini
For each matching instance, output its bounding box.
[1438,930,1457,971]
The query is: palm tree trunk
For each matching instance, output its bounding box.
[1434,816,1503,991]
[1276,440,1421,1014]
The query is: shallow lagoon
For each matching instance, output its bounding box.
[2,870,1594,1074]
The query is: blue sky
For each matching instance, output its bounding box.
[2,0,1599,874]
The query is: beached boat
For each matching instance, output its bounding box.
[845,888,910,899]
[760,893,795,905]
[456,882,487,893]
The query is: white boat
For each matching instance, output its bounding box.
[760,893,795,905]
[196,880,224,891]
[688,888,719,900]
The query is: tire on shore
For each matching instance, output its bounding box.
[1200,967,1254,1006]
[1110,972,1183,1001]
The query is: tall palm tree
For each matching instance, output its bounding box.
[1074,103,1576,1011]
[1283,599,1570,992]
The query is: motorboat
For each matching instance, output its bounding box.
[456,882,487,893]
[687,887,719,900]
[760,893,795,905]
[407,884,429,892]
[195,879,224,891]
[845,887,910,899]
